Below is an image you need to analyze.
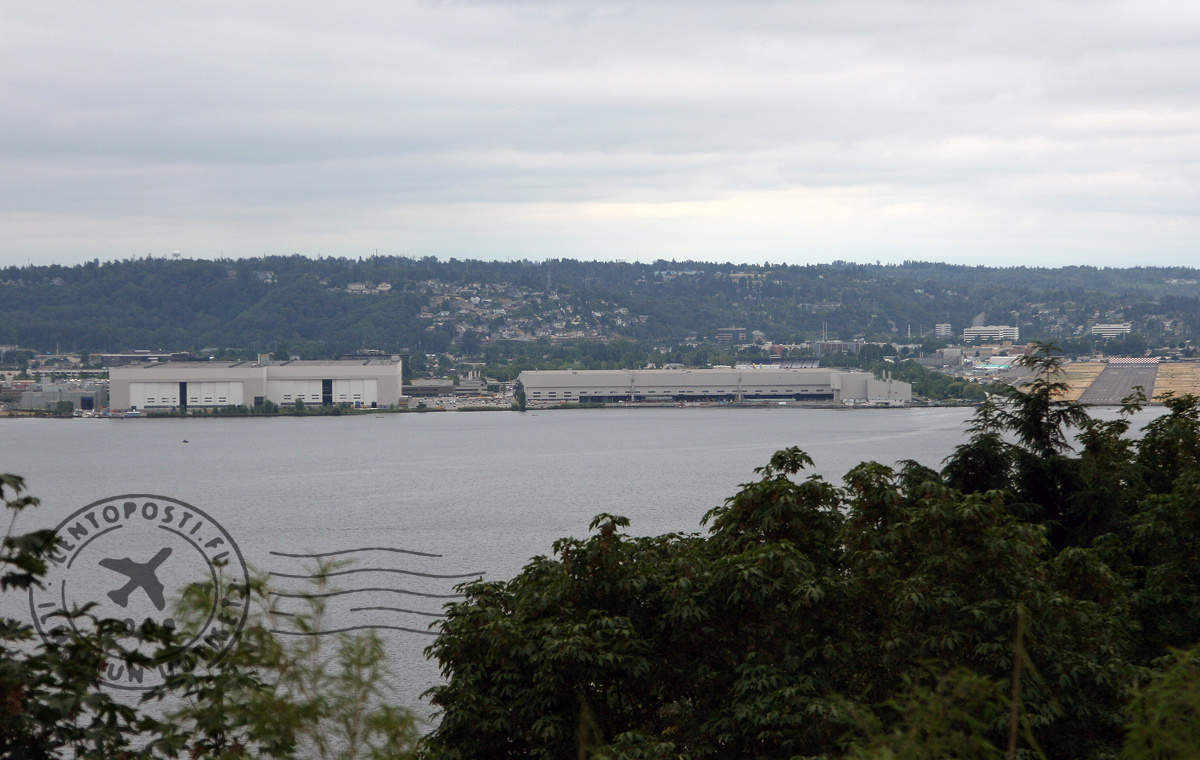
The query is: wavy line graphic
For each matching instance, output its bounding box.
[269,547,442,558]
[349,606,444,618]
[269,625,437,637]
[268,567,482,580]
[270,587,463,600]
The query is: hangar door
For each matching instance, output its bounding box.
[185,381,244,407]
[333,378,378,406]
[129,382,180,409]
[266,379,323,405]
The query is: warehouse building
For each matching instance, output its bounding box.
[110,357,403,411]
[516,367,910,406]
[16,381,109,412]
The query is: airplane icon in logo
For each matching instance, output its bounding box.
[99,547,173,610]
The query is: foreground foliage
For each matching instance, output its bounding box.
[1,473,153,759]
[425,344,1200,759]
[1,475,418,760]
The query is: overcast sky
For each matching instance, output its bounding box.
[3,0,1198,268]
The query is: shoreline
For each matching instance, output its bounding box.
[5,401,973,419]
[8,399,1170,420]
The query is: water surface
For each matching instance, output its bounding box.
[0,406,980,713]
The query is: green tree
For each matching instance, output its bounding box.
[1129,470,1200,660]
[946,342,1115,550]
[147,561,420,760]
[1,474,154,758]
[1134,392,1200,494]
[1122,645,1200,760]
[459,331,482,356]
[991,342,1088,459]
[2,474,419,760]
[425,447,1134,760]
[845,668,1008,760]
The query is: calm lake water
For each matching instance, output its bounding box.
[12,404,1128,715]
[1,406,978,570]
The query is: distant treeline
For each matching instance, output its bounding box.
[2,255,1198,359]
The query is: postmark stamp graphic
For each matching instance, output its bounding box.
[28,494,250,690]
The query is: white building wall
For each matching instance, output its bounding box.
[130,382,181,408]
[963,325,1020,342]
[266,379,323,404]
[333,378,377,405]
[186,381,243,407]
[518,368,910,405]
[1091,323,1133,338]
[832,373,869,401]
[128,380,248,409]
[110,358,403,411]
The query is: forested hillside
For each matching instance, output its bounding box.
[2,256,1198,359]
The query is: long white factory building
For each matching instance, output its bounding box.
[516,367,910,406]
[110,358,404,411]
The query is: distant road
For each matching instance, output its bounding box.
[1077,364,1158,405]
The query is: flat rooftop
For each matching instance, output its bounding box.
[120,359,399,370]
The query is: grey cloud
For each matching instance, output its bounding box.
[2,0,1198,264]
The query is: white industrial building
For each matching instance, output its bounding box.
[963,325,1020,343]
[110,358,403,412]
[1091,323,1133,338]
[516,367,911,406]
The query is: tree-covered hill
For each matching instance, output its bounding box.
[2,255,1198,357]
